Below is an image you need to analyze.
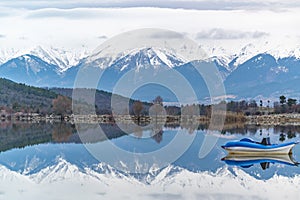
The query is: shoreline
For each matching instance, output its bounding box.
[2,112,300,126]
[246,113,300,126]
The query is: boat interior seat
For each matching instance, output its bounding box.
[240,137,272,145]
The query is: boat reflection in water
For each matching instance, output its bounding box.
[222,154,299,170]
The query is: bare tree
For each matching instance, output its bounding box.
[151,96,164,122]
[153,96,163,106]
[52,95,72,117]
[133,101,143,123]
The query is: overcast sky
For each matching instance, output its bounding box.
[1,0,300,10]
[0,0,299,54]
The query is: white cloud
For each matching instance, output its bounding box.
[197,29,269,40]
[0,6,299,55]
[97,35,108,40]
[149,31,184,39]
[1,0,300,10]
[26,8,111,19]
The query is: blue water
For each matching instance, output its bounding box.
[0,123,299,180]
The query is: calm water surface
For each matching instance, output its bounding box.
[0,122,299,180]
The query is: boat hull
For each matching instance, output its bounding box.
[223,143,296,155]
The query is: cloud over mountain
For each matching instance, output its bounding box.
[0,1,299,56]
[197,29,269,40]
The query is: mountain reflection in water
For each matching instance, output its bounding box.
[0,122,300,176]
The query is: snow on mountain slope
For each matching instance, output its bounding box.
[201,45,235,68]
[1,44,299,74]
[0,48,21,65]
[1,160,300,200]
[0,54,61,86]
[1,43,300,97]
[110,47,186,71]
[229,43,269,67]
[201,42,300,70]
[0,46,90,72]
[268,45,300,60]
[26,46,90,72]
[82,47,187,71]
[229,43,300,67]
[22,155,46,175]
[30,158,87,184]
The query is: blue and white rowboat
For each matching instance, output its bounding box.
[222,138,298,155]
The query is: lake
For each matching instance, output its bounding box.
[0,122,300,199]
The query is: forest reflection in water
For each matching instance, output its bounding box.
[0,121,300,153]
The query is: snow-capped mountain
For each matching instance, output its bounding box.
[0,54,61,86]
[0,46,90,87]
[230,43,269,67]
[202,42,300,68]
[82,47,186,70]
[65,46,300,101]
[0,46,89,72]
[63,47,188,95]
[268,46,300,60]
[1,160,300,200]
[111,47,186,71]
[1,44,300,100]
[224,53,300,99]
[26,46,89,72]
[0,48,22,65]
[205,56,233,80]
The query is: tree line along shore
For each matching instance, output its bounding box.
[2,108,300,126]
[2,78,300,125]
[2,94,300,126]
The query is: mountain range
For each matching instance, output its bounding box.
[0,156,299,200]
[1,45,300,103]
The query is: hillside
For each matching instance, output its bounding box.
[51,88,152,115]
[0,78,57,113]
[0,78,151,115]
